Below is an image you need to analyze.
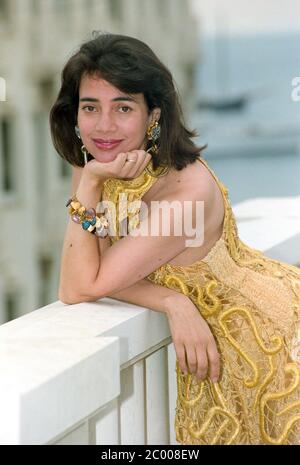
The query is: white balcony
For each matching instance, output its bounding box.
[0,196,299,445]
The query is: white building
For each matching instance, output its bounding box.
[0,0,200,323]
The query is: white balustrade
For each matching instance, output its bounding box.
[0,297,176,445]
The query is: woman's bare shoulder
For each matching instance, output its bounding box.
[154,159,215,201]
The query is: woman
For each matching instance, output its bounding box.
[50,32,300,445]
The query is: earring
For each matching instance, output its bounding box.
[75,126,88,165]
[146,120,161,156]
[145,120,168,178]
[81,145,88,165]
[75,125,81,139]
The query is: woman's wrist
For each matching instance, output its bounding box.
[72,170,104,212]
[80,166,106,188]
[162,292,191,317]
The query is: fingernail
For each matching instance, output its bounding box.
[211,378,219,383]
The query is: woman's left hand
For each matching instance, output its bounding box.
[83,150,152,184]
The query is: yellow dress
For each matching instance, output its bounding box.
[101,156,300,445]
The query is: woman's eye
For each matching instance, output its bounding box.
[119,106,132,113]
[82,106,96,112]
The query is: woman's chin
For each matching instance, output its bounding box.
[92,151,120,163]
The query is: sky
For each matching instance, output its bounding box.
[190,0,300,36]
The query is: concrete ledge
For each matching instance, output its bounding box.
[0,336,120,444]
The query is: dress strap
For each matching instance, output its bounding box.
[196,156,229,199]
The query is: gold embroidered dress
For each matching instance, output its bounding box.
[101,156,300,445]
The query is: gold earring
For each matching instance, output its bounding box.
[145,120,168,178]
[146,120,161,156]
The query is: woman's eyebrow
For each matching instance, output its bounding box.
[79,96,138,103]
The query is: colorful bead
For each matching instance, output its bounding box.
[71,213,81,223]
[77,206,86,216]
[71,201,81,210]
[82,220,91,230]
[95,225,108,237]
[86,208,96,219]
[87,224,96,232]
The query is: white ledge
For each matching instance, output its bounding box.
[0,298,171,365]
[0,299,171,444]
[0,336,120,444]
[233,196,300,261]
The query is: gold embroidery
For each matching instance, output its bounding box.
[259,363,300,444]
[103,155,300,445]
[195,281,221,317]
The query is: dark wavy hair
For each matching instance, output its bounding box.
[49,31,207,172]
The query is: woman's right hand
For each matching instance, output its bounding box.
[165,295,220,383]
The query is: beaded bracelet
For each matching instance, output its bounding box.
[65,194,109,238]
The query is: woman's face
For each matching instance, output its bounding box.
[77,74,161,163]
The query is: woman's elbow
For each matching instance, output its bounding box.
[58,290,83,304]
[58,289,101,304]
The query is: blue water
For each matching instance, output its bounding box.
[189,32,300,205]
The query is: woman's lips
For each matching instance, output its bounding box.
[92,139,123,150]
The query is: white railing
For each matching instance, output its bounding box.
[233,195,300,266]
[0,196,300,445]
[0,297,177,445]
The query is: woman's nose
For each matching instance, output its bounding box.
[94,112,117,132]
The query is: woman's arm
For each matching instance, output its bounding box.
[105,277,188,315]
[59,160,214,304]
[106,221,190,317]
[60,167,187,313]
[58,169,103,303]
[89,221,187,315]
[59,166,180,311]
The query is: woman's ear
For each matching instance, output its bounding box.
[151,108,161,122]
